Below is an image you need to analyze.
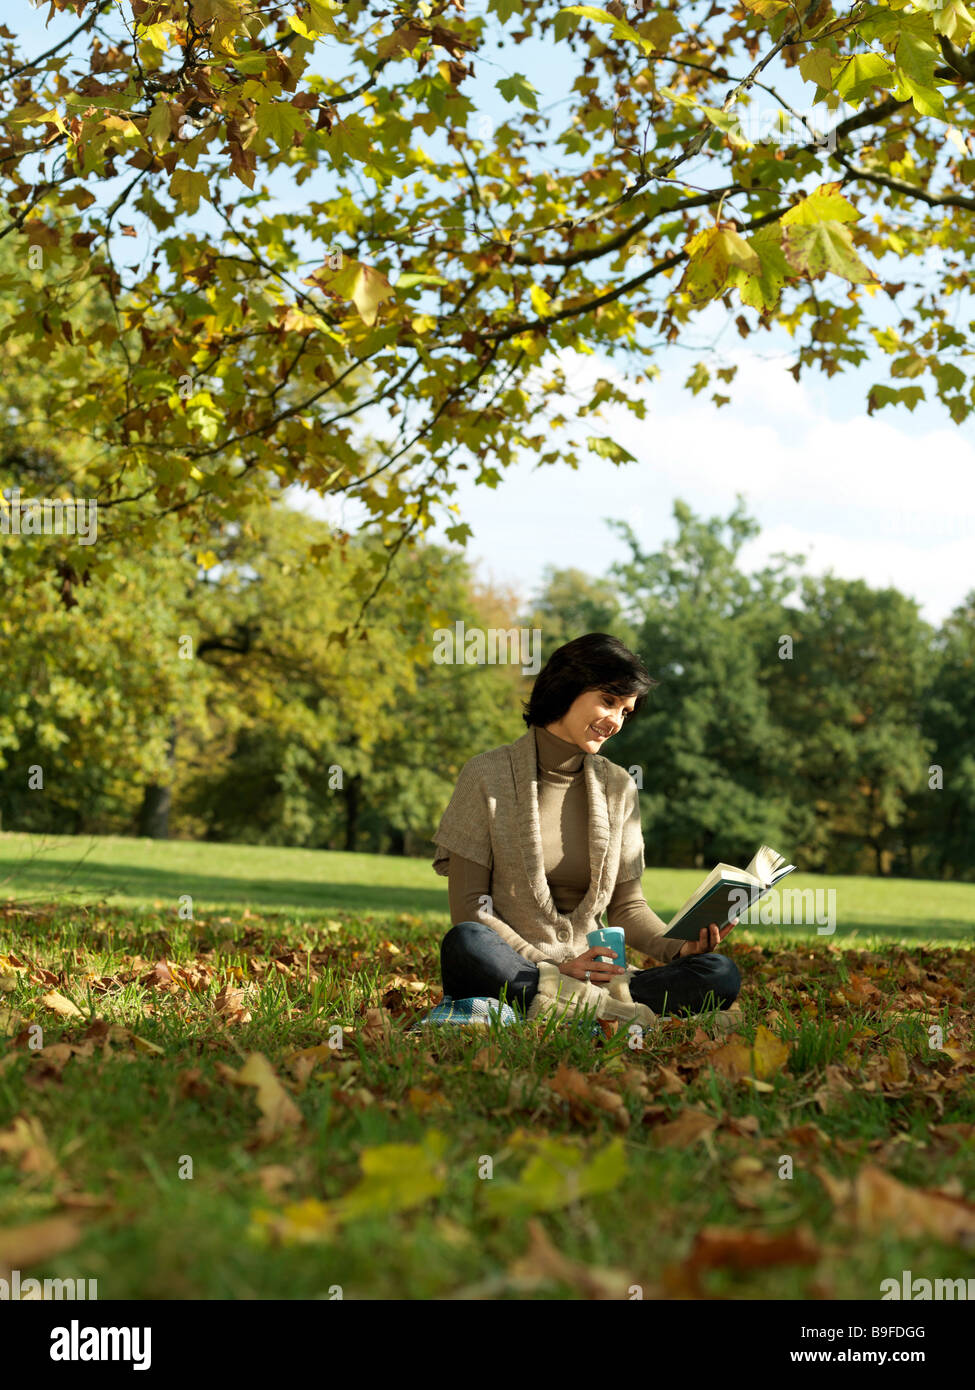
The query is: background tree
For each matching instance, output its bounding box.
[912,592,975,879]
[604,497,802,867]
[776,574,936,875]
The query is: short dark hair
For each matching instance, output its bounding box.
[522,633,658,728]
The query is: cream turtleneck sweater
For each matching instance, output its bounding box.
[446,722,683,965]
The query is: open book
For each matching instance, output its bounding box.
[661,845,796,942]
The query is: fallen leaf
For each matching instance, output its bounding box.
[359,1006,394,1046]
[854,1164,975,1247]
[648,1108,719,1147]
[0,1215,83,1275]
[406,1086,448,1115]
[507,1217,631,1299]
[709,1036,753,1080]
[684,1224,820,1276]
[251,1196,337,1245]
[0,1006,23,1037]
[656,1064,685,1093]
[140,962,175,989]
[0,1116,61,1178]
[40,991,84,1019]
[879,1045,910,1086]
[710,1025,790,1082]
[227,1052,303,1144]
[472,1044,502,1072]
[255,1164,296,1198]
[548,1063,629,1130]
[214,984,252,1025]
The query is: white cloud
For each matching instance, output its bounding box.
[285,343,974,626]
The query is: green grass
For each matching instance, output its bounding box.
[1,830,973,942]
[0,835,973,1299]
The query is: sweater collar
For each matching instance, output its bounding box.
[509,725,612,929]
[534,722,585,774]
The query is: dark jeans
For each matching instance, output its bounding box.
[440,920,741,1019]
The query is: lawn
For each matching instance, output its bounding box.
[0,832,973,1300]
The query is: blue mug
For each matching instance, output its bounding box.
[586,926,626,970]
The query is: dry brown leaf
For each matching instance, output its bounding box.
[879,1045,910,1087]
[684,1224,820,1278]
[359,1006,394,1046]
[214,984,252,1025]
[709,1036,753,1079]
[176,1068,211,1100]
[0,1215,83,1275]
[40,990,84,1019]
[648,1108,719,1147]
[56,1190,114,1211]
[854,1164,975,1247]
[31,1042,76,1074]
[656,1064,685,1093]
[548,1063,629,1130]
[255,1164,296,1198]
[507,1217,632,1299]
[722,1113,760,1138]
[140,962,175,989]
[0,1006,23,1037]
[405,1086,448,1115]
[727,1155,777,1210]
[710,1025,790,1082]
[471,1044,502,1072]
[0,1115,60,1178]
[930,1122,975,1151]
[231,1052,303,1144]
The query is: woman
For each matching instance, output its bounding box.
[431,633,741,1029]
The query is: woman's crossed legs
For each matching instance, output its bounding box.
[440,920,741,1019]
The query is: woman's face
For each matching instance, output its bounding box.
[544,688,637,753]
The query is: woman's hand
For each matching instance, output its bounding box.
[560,945,626,983]
[677,919,738,957]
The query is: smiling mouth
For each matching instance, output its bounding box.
[589,725,612,739]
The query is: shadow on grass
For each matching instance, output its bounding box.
[1,852,972,942]
[0,855,451,916]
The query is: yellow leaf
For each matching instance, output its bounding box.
[351,263,395,327]
[145,100,172,152]
[530,283,553,317]
[169,168,211,214]
[250,1197,337,1245]
[752,1023,790,1080]
[232,1052,303,1143]
[882,1046,910,1085]
[40,990,84,1019]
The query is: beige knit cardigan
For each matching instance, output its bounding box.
[431,724,646,965]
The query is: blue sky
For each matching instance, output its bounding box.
[15,1,975,625]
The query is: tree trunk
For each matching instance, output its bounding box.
[344,773,362,852]
[138,724,177,838]
[138,783,172,839]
